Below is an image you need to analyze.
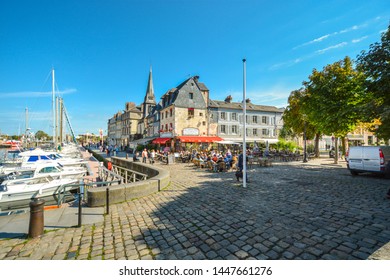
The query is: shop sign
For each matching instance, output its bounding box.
[183,128,199,136]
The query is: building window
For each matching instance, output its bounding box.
[161,112,164,120]
[199,112,203,117]
[189,92,194,99]
[262,116,268,124]
[262,129,269,135]
[188,108,194,118]
[252,116,258,123]
[165,111,168,118]
[231,113,237,121]
[221,125,226,134]
[253,129,258,136]
[202,121,206,126]
[170,108,173,117]
[232,125,238,134]
[165,124,168,131]
[221,112,226,120]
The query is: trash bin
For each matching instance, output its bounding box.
[28,198,45,238]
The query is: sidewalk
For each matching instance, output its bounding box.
[0,206,104,239]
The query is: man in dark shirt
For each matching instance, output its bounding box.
[236,152,249,183]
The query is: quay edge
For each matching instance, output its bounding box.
[87,156,170,207]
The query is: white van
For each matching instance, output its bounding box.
[346,146,390,176]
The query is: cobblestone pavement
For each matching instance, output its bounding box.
[0,158,389,260]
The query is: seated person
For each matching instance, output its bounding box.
[133,152,140,162]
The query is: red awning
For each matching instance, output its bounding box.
[176,136,223,143]
[152,138,171,144]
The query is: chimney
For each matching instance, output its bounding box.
[193,75,199,82]
[225,95,232,103]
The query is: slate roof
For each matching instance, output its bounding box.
[160,76,207,109]
[209,99,284,113]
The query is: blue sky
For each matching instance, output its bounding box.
[0,0,389,137]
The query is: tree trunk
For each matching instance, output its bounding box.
[315,133,320,158]
[334,137,339,164]
[341,136,346,159]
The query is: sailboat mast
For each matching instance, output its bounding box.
[25,107,28,134]
[52,68,56,148]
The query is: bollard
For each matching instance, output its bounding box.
[78,189,82,228]
[106,187,109,214]
[28,198,45,238]
[126,153,128,159]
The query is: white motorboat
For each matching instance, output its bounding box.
[0,162,87,185]
[0,148,89,175]
[0,175,79,206]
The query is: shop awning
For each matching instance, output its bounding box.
[176,136,223,143]
[216,140,240,145]
[129,137,156,147]
[152,138,172,144]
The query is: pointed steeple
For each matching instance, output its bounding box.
[143,66,156,118]
[144,66,155,103]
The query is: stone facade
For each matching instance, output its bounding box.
[159,76,210,137]
[209,97,284,143]
[108,71,285,148]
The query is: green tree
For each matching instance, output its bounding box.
[282,88,321,157]
[35,130,50,140]
[303,56,367,163]
[357,24,390,140]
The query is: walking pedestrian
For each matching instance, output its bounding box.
[142,148,148,163]
[150,149,155,164]
[236,151,250,183]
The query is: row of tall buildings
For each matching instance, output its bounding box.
[107,68,284,151]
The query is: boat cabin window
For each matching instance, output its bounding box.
[39,167,60,173]
[27,156,39,162]
[40,155,51,160]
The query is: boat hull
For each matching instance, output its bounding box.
[0,178,79,208]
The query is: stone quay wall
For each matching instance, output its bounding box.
[87,157,170,207]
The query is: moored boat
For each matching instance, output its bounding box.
[0,175,79,207]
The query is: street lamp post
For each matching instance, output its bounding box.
[242,58,247,188]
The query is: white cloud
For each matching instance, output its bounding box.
[315,42,348,54]
[352,36,368,43]
[294,22,368,50]
[270,57,304,70]
[0,88,77,98]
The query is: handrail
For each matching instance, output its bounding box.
[111,164,148,183]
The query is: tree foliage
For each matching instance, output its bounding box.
[302,56,366,138]
[35,130,50,140]
[282,88,317,139]
[357,24,390,140]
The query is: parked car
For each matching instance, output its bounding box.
[346,146,390,176]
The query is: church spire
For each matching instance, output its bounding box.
[143,66,156,118]
[144,66,155,103]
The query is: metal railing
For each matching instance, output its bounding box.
[111,164,148,183]
[55,165,124,206]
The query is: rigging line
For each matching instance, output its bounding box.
[23,70,54,129]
